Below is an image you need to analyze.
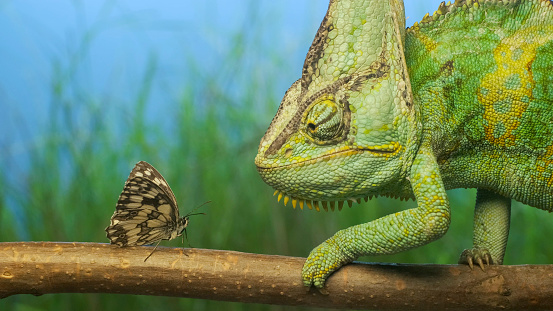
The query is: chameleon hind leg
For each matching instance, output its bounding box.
[459,188,511,269]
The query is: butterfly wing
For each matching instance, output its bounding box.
[106,161,182,246]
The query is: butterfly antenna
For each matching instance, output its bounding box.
[184,200,211,217]
[187,212,206,217]
[144,240,162,262]
[179,201,209,253]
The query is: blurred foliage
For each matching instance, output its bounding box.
[1,1,553,310]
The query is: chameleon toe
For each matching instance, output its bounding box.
[459,248,494,271]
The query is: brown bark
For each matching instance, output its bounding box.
[0,242,552,310]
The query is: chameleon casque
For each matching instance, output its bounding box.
[255,0,553,289]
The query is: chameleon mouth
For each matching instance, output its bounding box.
[256,143,400,170]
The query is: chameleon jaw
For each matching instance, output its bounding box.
[256,143,406,211]
[256,141,407,211]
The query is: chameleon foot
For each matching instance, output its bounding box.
[458,248,493,271]
[301,239,353,292]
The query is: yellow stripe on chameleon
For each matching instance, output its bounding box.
[479,25,553,147]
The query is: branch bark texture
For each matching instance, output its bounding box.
[1,242,552,310]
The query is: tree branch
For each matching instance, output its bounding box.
[1,242,552,310]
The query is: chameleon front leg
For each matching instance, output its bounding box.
[459,188,511,269]
[302,150,451,289]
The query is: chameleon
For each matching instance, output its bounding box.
[255,0,553,289]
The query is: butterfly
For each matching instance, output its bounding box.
[105,161,206,261]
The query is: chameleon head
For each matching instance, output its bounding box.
[255,0,418,207]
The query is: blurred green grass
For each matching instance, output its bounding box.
[2,2,553,311]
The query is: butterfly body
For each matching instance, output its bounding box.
[106,161,190,248]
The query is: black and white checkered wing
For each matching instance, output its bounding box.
[106,161,182,246]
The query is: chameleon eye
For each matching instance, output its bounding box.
[303,97,343,143]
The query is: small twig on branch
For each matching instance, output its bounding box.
[0,242,552,310]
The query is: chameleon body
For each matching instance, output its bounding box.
[255,0,553,289]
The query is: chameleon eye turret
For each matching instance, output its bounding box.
[302,95,344,143]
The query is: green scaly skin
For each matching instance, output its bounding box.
[255,0,553,289]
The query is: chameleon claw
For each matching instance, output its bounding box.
[466,256,474,270]
[316,287,330,295]
[304,279,330,295]
[459,248,494,271]
[476,257,485,271]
